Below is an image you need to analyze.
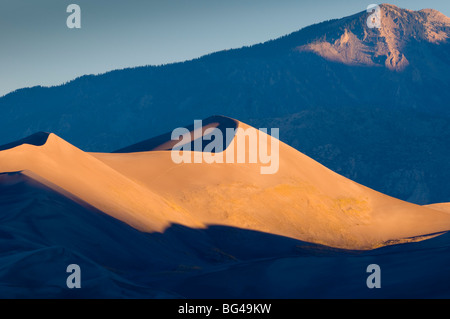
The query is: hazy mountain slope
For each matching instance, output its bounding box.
[251,106,450,205]
[0,4,449,204]
[299,5,450,70]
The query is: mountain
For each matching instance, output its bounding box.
[0,3,449,206]
[299,5,450,70]
[1,116,450,297]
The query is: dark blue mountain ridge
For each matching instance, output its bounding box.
[1,3,449,204]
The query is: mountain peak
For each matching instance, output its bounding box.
[297,3,450,70]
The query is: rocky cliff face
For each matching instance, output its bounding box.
[298,4,450,70]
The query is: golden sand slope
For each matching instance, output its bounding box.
[0,133,201,232]
[1,117,449,250]
[425,203,450,214]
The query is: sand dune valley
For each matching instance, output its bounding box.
[1,115,450,298]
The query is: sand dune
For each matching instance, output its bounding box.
[1,116,449,250]
[0,133,201,233]
[114,115,238,153]
[425,203,450,214]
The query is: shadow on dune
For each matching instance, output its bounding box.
[0,171,354,298]
[113,115,238,153]
[1,171,450,298]
[0,132,50,151]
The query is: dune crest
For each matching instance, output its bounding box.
[425,203,450,214]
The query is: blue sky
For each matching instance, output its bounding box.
[1,0,449,97]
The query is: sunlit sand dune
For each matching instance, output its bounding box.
[0,132,201,232]
[425,203,450,214]
[1,116,449,250]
